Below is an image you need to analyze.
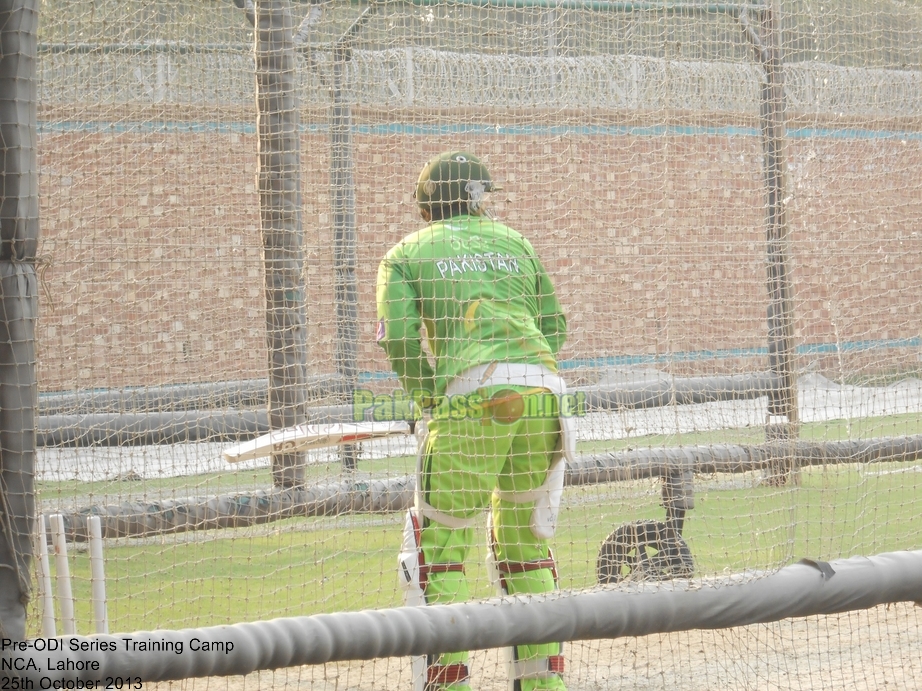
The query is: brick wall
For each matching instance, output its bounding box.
[37,123,922,393]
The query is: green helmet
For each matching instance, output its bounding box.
[414,151,500,216]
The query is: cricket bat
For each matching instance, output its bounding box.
[223,420,413,463]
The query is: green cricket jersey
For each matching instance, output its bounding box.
[376,214,567,398]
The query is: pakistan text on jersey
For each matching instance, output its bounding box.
[435,253,521,279]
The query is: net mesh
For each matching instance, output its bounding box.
[24,1,922,688]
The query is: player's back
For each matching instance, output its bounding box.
[392,214,559,390]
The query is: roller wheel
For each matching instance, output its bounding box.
[597,520,694,584]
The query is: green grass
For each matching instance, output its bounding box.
[32,412,922,636]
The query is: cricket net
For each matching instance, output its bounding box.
[6,0,922,689]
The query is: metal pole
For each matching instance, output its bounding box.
[331,46,359,471]
[328,7,378,471]
[255,0,308,488]
[741,2,799,484]
[21,550,922,683]
[0,0,39,642]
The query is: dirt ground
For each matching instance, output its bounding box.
[147,601,922,691]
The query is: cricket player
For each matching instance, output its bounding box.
[376,151,572,691]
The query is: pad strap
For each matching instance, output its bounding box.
[491,551,560,595]
[496,558,557,573]
[427,662,470,686]
[496,556,558,582]
[418,562,464,590]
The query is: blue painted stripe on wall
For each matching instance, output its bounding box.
[356,337,922,382]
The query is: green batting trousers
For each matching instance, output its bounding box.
[420,385,567,691]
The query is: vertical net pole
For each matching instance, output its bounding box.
[255,0,308,488]
[746,1,799,483]
[330,49,358,471]
[331,9,376,471]
[0,0,38,642]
